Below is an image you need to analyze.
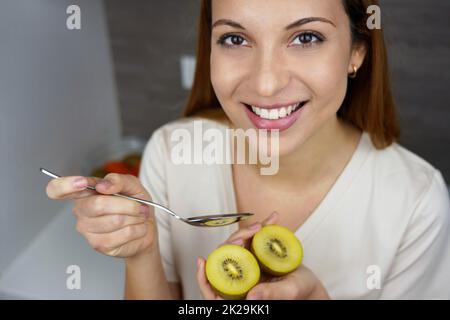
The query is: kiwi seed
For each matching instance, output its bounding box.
[267,238,288,258]
[222,258,243,280]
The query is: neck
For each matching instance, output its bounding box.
[257,116,361,189]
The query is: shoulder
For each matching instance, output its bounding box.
[369,136,445,192]
[364,134,449,221]
[143,117,227,153]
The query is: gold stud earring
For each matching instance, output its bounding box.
[349,65,358,79]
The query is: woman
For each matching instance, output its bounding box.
[46,0,450,299]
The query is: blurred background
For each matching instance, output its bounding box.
[0,0,449,299]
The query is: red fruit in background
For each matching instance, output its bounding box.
[103,161,132,174]
[123,154,141,167]
[130,166,139,177]
[91,153,142,178]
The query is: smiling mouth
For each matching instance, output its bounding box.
[243,101,308,120]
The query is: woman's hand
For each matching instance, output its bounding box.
[196,211,330,300]
[245,265,330,300]
[196,211,275,300]
[46,173,157,259]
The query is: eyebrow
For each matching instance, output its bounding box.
[285,17,336,29]
[212,17,336,30]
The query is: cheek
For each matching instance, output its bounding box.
[210,48,251,112]
[304,43,351,113]
[210,50,244,124]
[210,51,240,104]
[306,57,349,114]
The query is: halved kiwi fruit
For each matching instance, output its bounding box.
[251,225,303,276]
[205,244,260,300]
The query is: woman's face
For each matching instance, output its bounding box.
[210,0,366,157]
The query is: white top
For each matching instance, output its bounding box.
[139,117,450,299]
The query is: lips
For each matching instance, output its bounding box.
[243,100,308,132]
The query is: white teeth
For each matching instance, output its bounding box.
[260,108,269,119]
[269,109,279,120]
[251,106,261,115]
[287,105,293,115]
[249,101,305,120]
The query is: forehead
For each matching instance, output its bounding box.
[211,0,344,29]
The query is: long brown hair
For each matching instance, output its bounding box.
[183,0,400,149]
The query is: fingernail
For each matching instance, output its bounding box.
[270,211,278,219]
[96,179,112,189]
[197,257,202,268]
[248,291,263,300]
[73,177,87,189]
[248,222,261,230]
[140,204,150,218]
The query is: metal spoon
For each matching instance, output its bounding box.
[40,168,253,227]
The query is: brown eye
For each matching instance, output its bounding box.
[299,33,313,43]
[292,32,323,46]
[219,34,249,47]
[229,35,244,45]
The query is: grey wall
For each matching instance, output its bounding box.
[382,0,450,181]
[0,0,121,273]
[104,0,450,180]
[104,0,199,138]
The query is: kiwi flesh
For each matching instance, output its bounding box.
[205,244,260,299]
[251,225,303,276]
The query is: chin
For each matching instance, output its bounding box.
[226,112,309,160]
[276,129,311,158]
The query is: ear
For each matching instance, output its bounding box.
[348,42,367,73]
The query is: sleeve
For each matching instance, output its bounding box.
[380,170,450,299]
[139,128,180,283]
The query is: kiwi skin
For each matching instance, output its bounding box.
[209,284,247,300]
[250,224,303,277]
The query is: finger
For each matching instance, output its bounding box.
[262,211,279,226]
[196,257,222,300]
[87,222,148,253]
[227,238,244,246]
[46,176,100,200]
[246,282,271,300]
[246,281,295,300]
[74,195,150,218]
[77,214,147,234]
[94,173,148,199]
[246,271,303,300]
[225,222,262,244]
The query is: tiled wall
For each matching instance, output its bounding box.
[104,0,450,181]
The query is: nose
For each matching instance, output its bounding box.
[250,47,290,98]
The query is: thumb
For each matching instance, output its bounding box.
[246,279,292,300]
[95,173,149,199]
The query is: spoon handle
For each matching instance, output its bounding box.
[40,168,181,220]
[99,188,181,220]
